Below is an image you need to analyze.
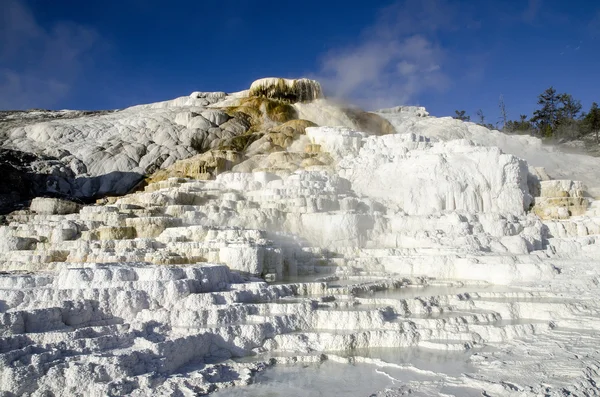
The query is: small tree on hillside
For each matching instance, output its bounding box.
[505,114,533,133]
[476,109,485,125]
[453,110,470,122]
[531,87,561,137]
[474,109,495,129]
[583,102,600,143]
[554,93,583,140]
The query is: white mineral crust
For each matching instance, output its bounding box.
[1,96,600,396]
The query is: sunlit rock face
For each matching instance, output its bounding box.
[337,132,531,215]
[0,78,393,212]
[0,96,230,205]
[2,84,600,396]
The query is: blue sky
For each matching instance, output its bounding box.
[1,0,599,123]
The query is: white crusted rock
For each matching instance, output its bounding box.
[3,86,600,397]
[335,131,532,214]
[30,197,80,215]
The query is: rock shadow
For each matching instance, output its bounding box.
[0,147,143,214]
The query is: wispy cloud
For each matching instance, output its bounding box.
[0,0,105,109]
[313,0,469,110]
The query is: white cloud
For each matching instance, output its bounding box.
[0,0,103,109]
[397,61,417,76]
[313,0,456,110]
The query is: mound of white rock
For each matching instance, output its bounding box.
[2,97,236,198]
[377,106,600,197]
[2,98,600,396]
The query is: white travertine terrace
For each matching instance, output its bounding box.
[1,92,600,396]
[249,78,324,103]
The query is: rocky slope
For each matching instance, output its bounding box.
[0,78,396,214]
[1,78,600,396]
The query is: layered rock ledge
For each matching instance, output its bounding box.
[1,82,600,396]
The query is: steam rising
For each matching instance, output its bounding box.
[314,0,454,109]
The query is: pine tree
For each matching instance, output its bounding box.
[558,93,582,120]
[505,115,533,133]
[531,87,560,137]
[554,93,582,140]
[583,102,600,143]
[453,110,470,122]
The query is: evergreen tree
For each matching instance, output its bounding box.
[531,87,561,137]
[583,102,600,143]
[519,114,529,125]
[558,93,582,120]
[453,110,470,122]
[505,115,533,133]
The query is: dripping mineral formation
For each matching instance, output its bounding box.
[1,78,600,396]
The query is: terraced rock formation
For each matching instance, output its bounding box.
[0,78,393,213]
[1,79,600,396]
